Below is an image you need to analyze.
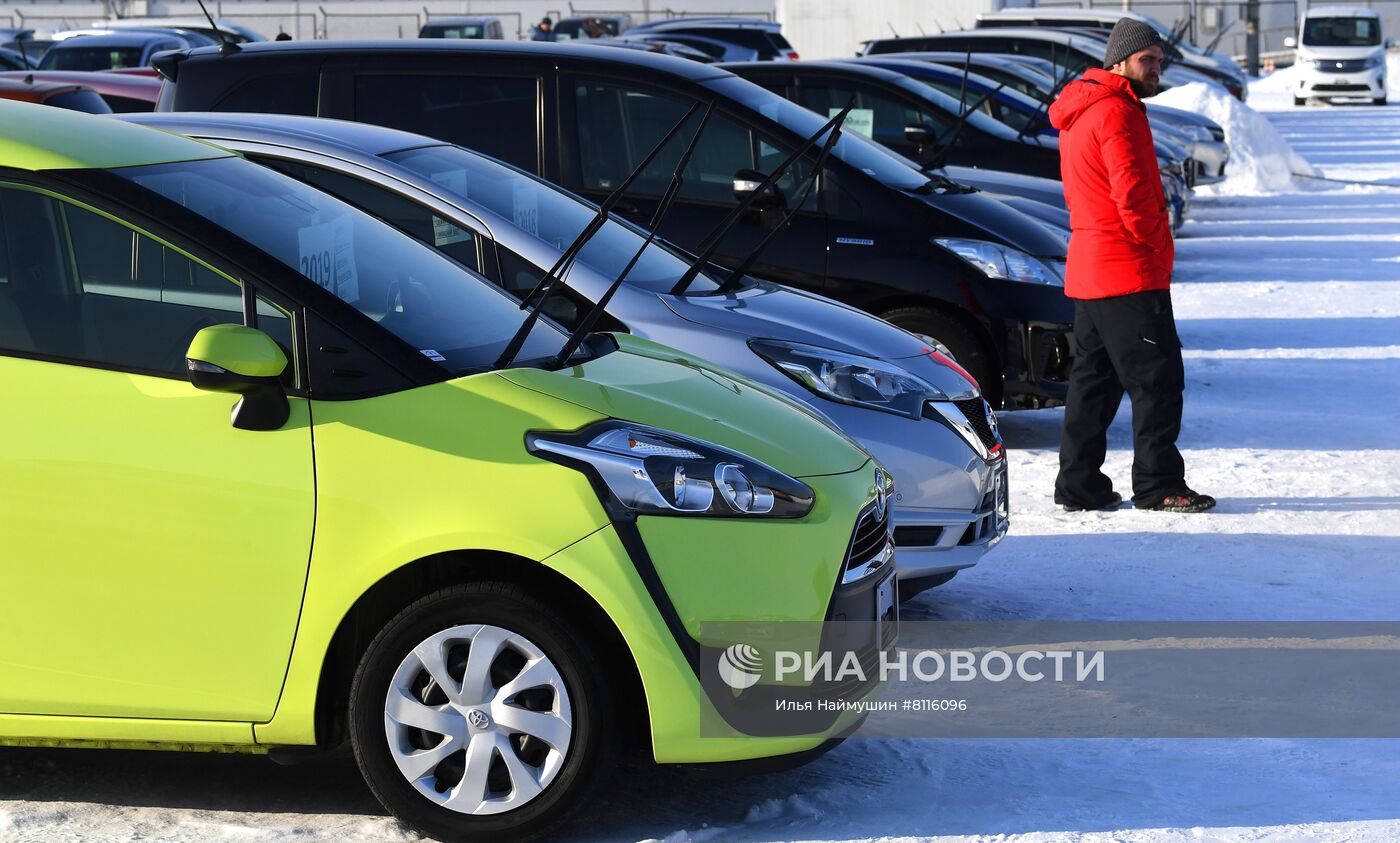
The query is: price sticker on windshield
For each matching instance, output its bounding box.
[831,107,874,139]
[298,217,359,303]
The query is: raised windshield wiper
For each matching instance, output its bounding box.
[550,100,717,367]
[1015,46,1081,143]
[714,103,853,294]
[1203,21,1232,57]
[494,100,705,371]
[670,104,857,296]
[925,78,1010,171]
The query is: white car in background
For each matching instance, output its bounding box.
[1287,6,1393,105]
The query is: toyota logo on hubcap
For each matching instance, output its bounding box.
[467,709,492,731]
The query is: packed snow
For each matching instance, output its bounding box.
[2,81,1398,843]
[1149,82,1317,194]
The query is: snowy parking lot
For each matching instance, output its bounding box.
[3,93,1398,842]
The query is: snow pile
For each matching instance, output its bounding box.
[1149,81,1317,194]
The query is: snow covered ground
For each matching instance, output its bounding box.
[3,91,1399,843]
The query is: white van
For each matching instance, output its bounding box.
[1287,6,1392,105]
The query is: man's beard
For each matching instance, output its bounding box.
[1127,75,1160,98]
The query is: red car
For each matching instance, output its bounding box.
[0,77,110,112]
[0,70,160,111]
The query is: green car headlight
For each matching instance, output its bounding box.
[527,421,814,519]
[935,237,1064,286]
[749,339,944,420]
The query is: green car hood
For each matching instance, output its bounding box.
[498,335,870,478]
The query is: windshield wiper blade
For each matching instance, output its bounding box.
[494,100,704,370]
[1015,51,1080,143]
[1203,22,1232,57]
[715,103,853,293]
[550,100,717,368]
[670,104,855,296]
[926,78,1010,171]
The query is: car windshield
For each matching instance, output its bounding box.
[703,75,930,191]
[1303,16,1382,47]
[40,46,145,70]
[383,144,725,294]
[113,156,567,372]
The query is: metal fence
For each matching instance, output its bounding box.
[1028,0,1304,66]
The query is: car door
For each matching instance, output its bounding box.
[563,75,828,292]
[0,181,315,722]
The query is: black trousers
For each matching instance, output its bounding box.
[1054,289,1187,509]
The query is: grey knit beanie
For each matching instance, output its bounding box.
[1102,17,1166,69]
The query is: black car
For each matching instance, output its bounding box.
[154,40,1073,407]
[722,60,1063,181]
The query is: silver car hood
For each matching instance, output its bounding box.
[658,281,980,397]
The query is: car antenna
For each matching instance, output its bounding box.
[714,103,852,294]
[494,100,705,371]
[671,104,855,296]
[550,100,717,368]
[14,32,31,69]
[193,0,240,54]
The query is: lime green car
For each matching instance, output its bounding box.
[0,101,896,840]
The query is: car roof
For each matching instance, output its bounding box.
[725,59,911,83]
[978,9,1148,24]
[632,17,780,31]
[0,99,230,169]
[122,111,442,158]
[1304,6,1381,17]
[0,70,162,97]
[170,38,731,81]
[48,31,183,48]
[422,16,500,25]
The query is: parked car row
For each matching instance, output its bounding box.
[0,12,1225,841]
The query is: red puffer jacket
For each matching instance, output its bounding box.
[1048,68,1173,300]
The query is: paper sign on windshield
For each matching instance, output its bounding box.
[432,216,473,247]
[832,107,875,139]
[298,217,359,303]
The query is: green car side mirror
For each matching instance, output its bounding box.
[186,324,290,431]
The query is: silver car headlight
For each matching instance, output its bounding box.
[527,421,814,518]
[1368,53,1385,69]
[935,237,1065,286]
[749,339,945,419]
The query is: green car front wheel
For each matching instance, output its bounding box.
[349,583,618,842]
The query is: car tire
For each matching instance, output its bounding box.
[1374,95,1388,106]
[349,582,616,843]
[1294,96,1306,107]
[897,571,957,603]
[879,306,1002,408]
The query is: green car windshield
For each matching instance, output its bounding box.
[114,156,568,373]
[382,145,723,294]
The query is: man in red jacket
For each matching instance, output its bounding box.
[1049,18,1216,513]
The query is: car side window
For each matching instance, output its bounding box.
[353,75,540,172]
[573,79,814,207]
[0,184,290,377]
[250,156,483,275]
[212,72,319,115]
[794,80,949,150]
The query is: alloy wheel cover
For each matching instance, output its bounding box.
[383,624,574,815]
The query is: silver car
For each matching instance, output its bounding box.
[123,112,1009,599]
